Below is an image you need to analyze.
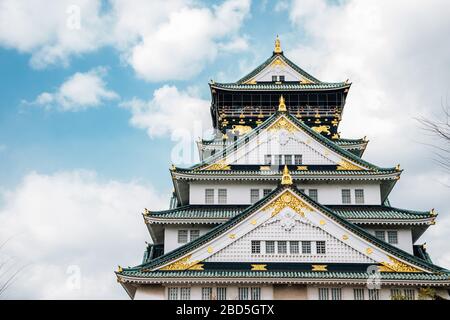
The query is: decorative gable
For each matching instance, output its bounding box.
[155,188,425,273]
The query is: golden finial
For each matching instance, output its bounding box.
[396,164,401,171]
[430,208,437,216]
[274,35,282,54]
[281,165,293,185]
[170,164,176,171]
[278,95,287,112]
[117,265,123,273]
[144,208,150,216]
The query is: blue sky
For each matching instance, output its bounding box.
[0,0,449,299]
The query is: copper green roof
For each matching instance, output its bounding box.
[334,138,367,147]
[211,82,349,91]
[146,204,433,223]
[120,185,447,275]
[119,269,450,282]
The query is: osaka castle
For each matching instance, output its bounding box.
[116,37,450,300]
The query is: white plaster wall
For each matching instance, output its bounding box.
[157,285,274,300]
[306,286,417,300]
[134,285,165,300]
[164,225,212,253]
[365,227,413,254]
[253,64,303,82]
[189,181,381,205]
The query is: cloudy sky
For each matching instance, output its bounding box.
[0,0,449,299]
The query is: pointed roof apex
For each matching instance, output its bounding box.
[281,165,293,185]
[274,35,282,54]
[278,95,287,112]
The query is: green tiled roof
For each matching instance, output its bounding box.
[334,138,367,147]
[121,185,447,275]
[120,269,450,282]
[211,82,349,91]
[148,205,432,222]
[237,53,323,84]
[181,111,396,173]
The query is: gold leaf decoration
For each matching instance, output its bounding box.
[205,160,231,171]
[379,257,422,273]
[263,190,313,217]
[251,264,267,271]
[267,117,298,133]
[312,265,328,271]
[188,264,204,271]
[336,160,363,171]
[160,255,200,271]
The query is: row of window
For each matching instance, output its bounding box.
[264,154,302,165]
[204,188,365,204]
[177,229,200,244]
[251,240,326,255]
[318,288,415,300]
[374,230,398,244]
[168,287,261,300]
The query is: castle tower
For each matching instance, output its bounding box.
[116,38,449,300]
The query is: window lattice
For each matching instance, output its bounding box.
[355,189,364,204]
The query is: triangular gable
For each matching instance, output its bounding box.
[198,112,387,172]
[147,185,444,274]
[237,53,322,85]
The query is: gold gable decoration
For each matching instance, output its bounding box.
[264,190,313,217]
[159,255,201,271]
[336,160,363,171]
[205,160,231,171]
[379,257,422,273]
[267,117,298,133]
[281,165,293,185]
[278,95,287,112]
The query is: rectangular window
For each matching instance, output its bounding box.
[290,241,299,254]
[217,287,227,300]
[375,231,386,241]
[251,241,261,254]
[263,189,272,197]
[318,288,329,300]
[202,287,212,300]
[180,287,191,300]
[368,289,380,300]
[354,288,365,300]
[355,189,365,204]
[189,230,200,241]
[294,155,303,165]
[404,289,415,300]
[264,155,272,165]
[277,241,287,254]
[308,189,318,202]
[251,287,261,300]
[331,288,342,300]
[284,155,292,165]
[272,75,277,82]
[205,189,214,204]
[168,287,178,300]
[279,75,285,82]
[218,189,227,204]
[266,241,275,254]
[177,230,188,244]
[250,189,260,204]
[238,287,249,300]
[387,231,398,244]
[390,288,402,300]
[302,241,311,254]
[274,154,283,165]
[342,189,351,204]
[316,241,326,254]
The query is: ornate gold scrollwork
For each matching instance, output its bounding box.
[312,265,328,271]
[160,255,200,271]
[263,190,313,217]
[336,160,363,171]
[205,160,231,171]
[379,256,422,273]
[251,264,267,271]
[268,117,298,133]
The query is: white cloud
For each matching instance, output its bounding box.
[287,0,450,268]
[0,170,168,299]
[121,85,211,139]
[28,67,118,112]
[0,0,251,81]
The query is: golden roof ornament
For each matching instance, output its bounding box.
[281,165,293,185]
[278,95,287,112]
[274,35,282,54]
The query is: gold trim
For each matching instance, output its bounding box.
[207,246,214,253]
[260,166,271,171]
[228,234,236,239]
[267,117,298,133]
[319,220,326,226]
[278,95,287,112]
[379,256,422,273]
[342,234,349,241]
[281,165,293,185]
[160,255,200,271]
[297,166,308,171]
[312,265,328,271]
[336,160,363,171]
[366,248,373,255]
[251,264,267,271]
[263,190,313,217]
[205,160,231,171]
[188,264,204,271]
